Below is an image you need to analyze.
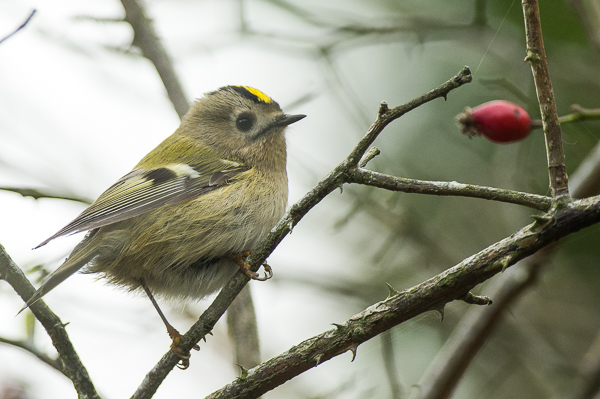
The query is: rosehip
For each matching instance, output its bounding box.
[455,100,532,143]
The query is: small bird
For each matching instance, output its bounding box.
[24,85,305,367]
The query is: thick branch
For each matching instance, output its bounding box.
[205,195,600,398]
[131,66,473,399]
[0,245,100,399]
[347,168,551,212]
[522,0,569,197]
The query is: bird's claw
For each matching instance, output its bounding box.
[167,326,199,370]
[229,251,273,281]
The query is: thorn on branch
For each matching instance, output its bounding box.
[433,305,445,321]
[314,353,324,366]
[348,344,359,362]
[461,292,493,306]
[54,321,70,329]
[359,147,381,168]
[236,365,249,380]
[332,323,346,331]
[530,214,554,230]
[385,282,400,298]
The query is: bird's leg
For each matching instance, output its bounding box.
[140,280,199,370]
[228,251,273,281]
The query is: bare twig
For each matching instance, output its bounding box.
[120,0,189,119]
[347,169,551,211]
[531,104,600,129]
[0,336,64,374]
[0,245,100,399]
[522,0,569,197]
[0,10,36,45]
[131,66,473,399]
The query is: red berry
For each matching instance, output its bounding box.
[455,100,532,144]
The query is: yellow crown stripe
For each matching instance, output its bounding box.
[237,86,272,103]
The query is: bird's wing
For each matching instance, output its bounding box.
[35,159,248,248]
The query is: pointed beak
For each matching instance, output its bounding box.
[273,114,306,128]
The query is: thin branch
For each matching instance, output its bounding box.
[0,245,100,399]
[0,9,36,45]
[205,194,600,399]
[531,104,600,129]
[131,66,473,399]
[0,187,92,204]
[120,0,189,119]
[347,168,551,212]
[522,0,569,197]
[0,336,65,375]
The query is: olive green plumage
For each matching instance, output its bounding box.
[26,86,305,307]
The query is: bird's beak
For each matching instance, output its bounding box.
[273,114,306,127]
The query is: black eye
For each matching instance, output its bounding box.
[236,114,254,132]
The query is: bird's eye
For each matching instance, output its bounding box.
[236,114,254,132]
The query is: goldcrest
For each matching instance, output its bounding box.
[25,86,305,342]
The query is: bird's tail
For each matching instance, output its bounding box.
[20,229,131,314]
[19,237,101,314]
